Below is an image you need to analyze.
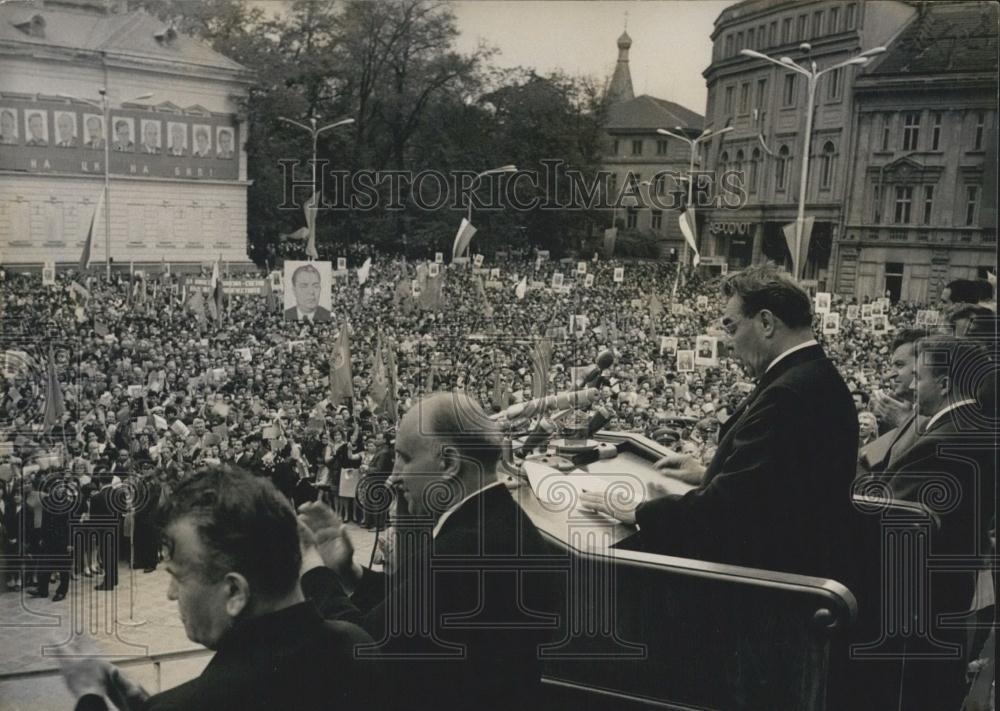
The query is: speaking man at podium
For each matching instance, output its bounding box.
[584,266,858,579]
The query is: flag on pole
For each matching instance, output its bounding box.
[678,207,700,267]
[370,340,392,416]
[41,344,65,432]
[782,216,814,281]
[305,191,319,260]
[384,340,399,423]
[424,363,436,393]
[528,337,553,399]
[603,226,617,258]
[452,218,477,260]
[79,191,103,272]
[329,325,353,406]
[357,257,372,286]
[515,276,527,300]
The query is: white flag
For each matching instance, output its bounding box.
[357,257,372,286]
[515,276,527,300]
[678,208,700,267]
[452,218,477,260]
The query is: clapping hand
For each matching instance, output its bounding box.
[297,501,362,591]
[871,390,911,429]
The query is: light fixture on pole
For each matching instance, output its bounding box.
[467,165,517,224]
[278,115,355,259]
[657,124,733,268]
[740,45,885,279]
[59,90,153,280]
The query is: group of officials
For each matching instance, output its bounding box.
[59,265,995,711]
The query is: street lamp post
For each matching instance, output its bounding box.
[59,90,153,280]
[739,44,885,279]
[656,125,733,270]
[467,165,517,224]
[278,115,354,259]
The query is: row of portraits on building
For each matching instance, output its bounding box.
[0,108,235,158]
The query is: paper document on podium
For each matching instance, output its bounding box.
[524,461,614,512]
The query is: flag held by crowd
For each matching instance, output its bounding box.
[452,218,477,260]
[329,325,353,406]
[678,207,700,267]
[79,190,104,272]
[42,344,65,432]
[305,191,319,260]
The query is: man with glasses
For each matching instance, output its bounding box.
[582,265,858,579]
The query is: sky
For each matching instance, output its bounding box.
[252,0,730,116]
[450,1,729,114]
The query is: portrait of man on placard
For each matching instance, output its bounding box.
[55,111,77,147]
[25,110,48,146]
[83,114,104,149]
[140,119,161,154]
[822,311,841,334]
[112,117,134,152]
[192,125,212,157]
[694,335,719,366]
[216,127,234,159]
[283,261,332,322]
[676,350,695,373]
[167,121,187,156]
[0,108,17,145]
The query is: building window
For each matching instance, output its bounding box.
[725,34,733,57]
[611,139,619,156]
[829,6,840,32]
[758,25,766,48]
[776,145,789,190]
[651,209,663,230]
[820,141,835,189]
[739,83,750,114]
[756,78,768,110]
[747,28,755,49]
[901,112,920,151]
[734,149,745,183]
[750,147,761,193]
[626,208,638,229]
[797,14,807,39]
[966,185,979,225]
[718,151,729,179]
[654,174,667,195]
[872,184,882,224]
[812,10,823,37]
[631,139,643,156]
[724,85,734,115]
[656,139,669,156]
[736,32,743,52]
[826,67,842,101]
[974,112,985,150]
[881,114,892,151]
[846,3,857,28]
[782,17,792,44]
[931,112,942,150]
[609,173,618,196]
[922,185,934,225]
[782,73,796,107]
[769,21,777,46]
[894,185,913,224]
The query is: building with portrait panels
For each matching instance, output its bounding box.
[699,0,916,283]
[834,1,998,302]
[601,30,704,258]
[0,0,253,271]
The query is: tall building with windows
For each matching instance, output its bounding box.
[601,30,703,256]
[835,2,998,301]
[700,0,915,282]
[0,0,253,270]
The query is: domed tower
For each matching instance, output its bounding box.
[606,30,635,104]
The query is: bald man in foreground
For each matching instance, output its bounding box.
[298,392,558,711]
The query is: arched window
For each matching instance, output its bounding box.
[734,149,745,183]
[776,145,789,191]
[750,147,761,193]
[718,151,729,188]
[820,141,835,189]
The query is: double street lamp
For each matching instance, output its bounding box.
[58,89,154,279]
[740,44,885,279]
[278,115,355,259]
[656,125,733,269]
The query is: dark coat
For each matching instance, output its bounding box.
[75,602,381,711]
[634,344,859,578]
[283,306,331,323]
[301,483,559,711]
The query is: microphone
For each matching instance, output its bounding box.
[576,349,615,388]
[585,405,612,438]
[494,388,600,421]
[516,418,556,457]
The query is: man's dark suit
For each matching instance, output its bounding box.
[302,483,559,711]
[76,602,381,711]
[864,401,997,711]
[88,485,120,588]
[634,344,858,578]
[283,306,331,322]
[34,490,81,597]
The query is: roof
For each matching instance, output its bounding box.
[868,2,999,76]
[0,0,249,75]
[605,94,703,131]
